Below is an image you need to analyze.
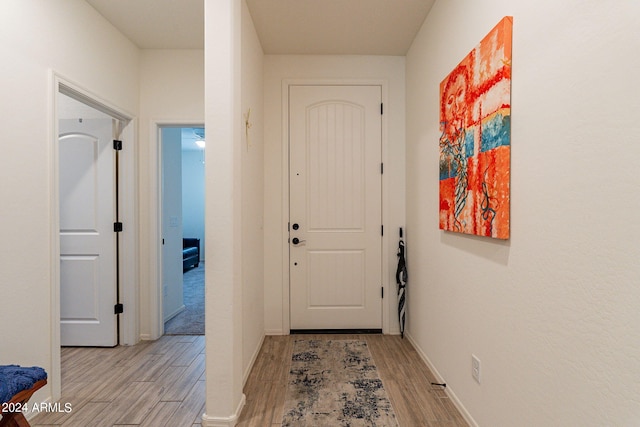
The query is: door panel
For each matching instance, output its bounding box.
[307,250,365,307]
[59,136,101,231]
[306,102,365,231]
[289,85,382,330]
[60,255,99,320]
[59,117,117,346]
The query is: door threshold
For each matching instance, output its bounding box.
[290,329,382,335]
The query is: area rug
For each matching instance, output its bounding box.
[164,264,204,335]
[282,339,398,427]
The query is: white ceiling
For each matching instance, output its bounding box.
[246,0,434,55]
[85,0,435,55]
[85,0,205,49]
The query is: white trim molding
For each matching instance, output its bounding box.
[243,335,265,386]
[201,394,246,427]
[147,120,205,340]
[406,333,479,427]
[49,70,137,400]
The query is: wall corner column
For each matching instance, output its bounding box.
[202,0,245,425]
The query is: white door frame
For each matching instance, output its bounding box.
[49,72,138,399]
[148,121,204,340]
[281,79,391,334]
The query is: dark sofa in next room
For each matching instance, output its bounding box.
[183,238,200,269]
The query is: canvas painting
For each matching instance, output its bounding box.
[439,16,512,239]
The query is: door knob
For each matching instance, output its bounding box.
[292,223,300,230]
[292,237,306,245]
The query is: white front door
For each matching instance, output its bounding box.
[289,85,382,330]
[59,117,118,346]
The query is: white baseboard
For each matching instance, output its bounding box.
[24,396,50,421]
[243,335,265,386]
[163,304,186,323]
[201,394,246,427]
[405,332,479,427]
[264,329,285,335]
[200,333,263,425]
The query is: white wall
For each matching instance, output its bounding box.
[0,0,139,403]
[203,0,245,422]
[202,1,265,423]
[161,128,184,321]
[405,1,640,425]
[263,55,406,334]
[182,149,206,261]
[241,0,266,380]
[138,49,204,339]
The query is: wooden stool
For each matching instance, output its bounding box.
[1,366,47,427]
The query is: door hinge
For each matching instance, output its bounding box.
[114,303,124,314]
[114,222,123,232]
[113,139,123,151]
[381,163,384,174]
[380,103,384,115]
[381,286,384,299]
[381,225,384,236]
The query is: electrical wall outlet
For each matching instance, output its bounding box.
[472,354,481,384]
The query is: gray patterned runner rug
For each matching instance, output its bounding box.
[282,339,398,427]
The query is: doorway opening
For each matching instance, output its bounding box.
[58,92,121,347]
[288,85,383,331]
[160,126,205,335]
[280,79,393,335]
[51,76,137,400]
[56,82,136,348]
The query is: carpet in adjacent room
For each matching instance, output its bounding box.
[164,263,204,335]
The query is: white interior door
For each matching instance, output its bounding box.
[161,127,184,323]
[289,85,382,330]
[59,117,117,346]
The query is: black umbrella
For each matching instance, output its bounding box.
[395,228,407,338]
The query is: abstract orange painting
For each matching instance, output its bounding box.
[439,16,512,239]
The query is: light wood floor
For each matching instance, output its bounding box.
[30,334,468,427]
